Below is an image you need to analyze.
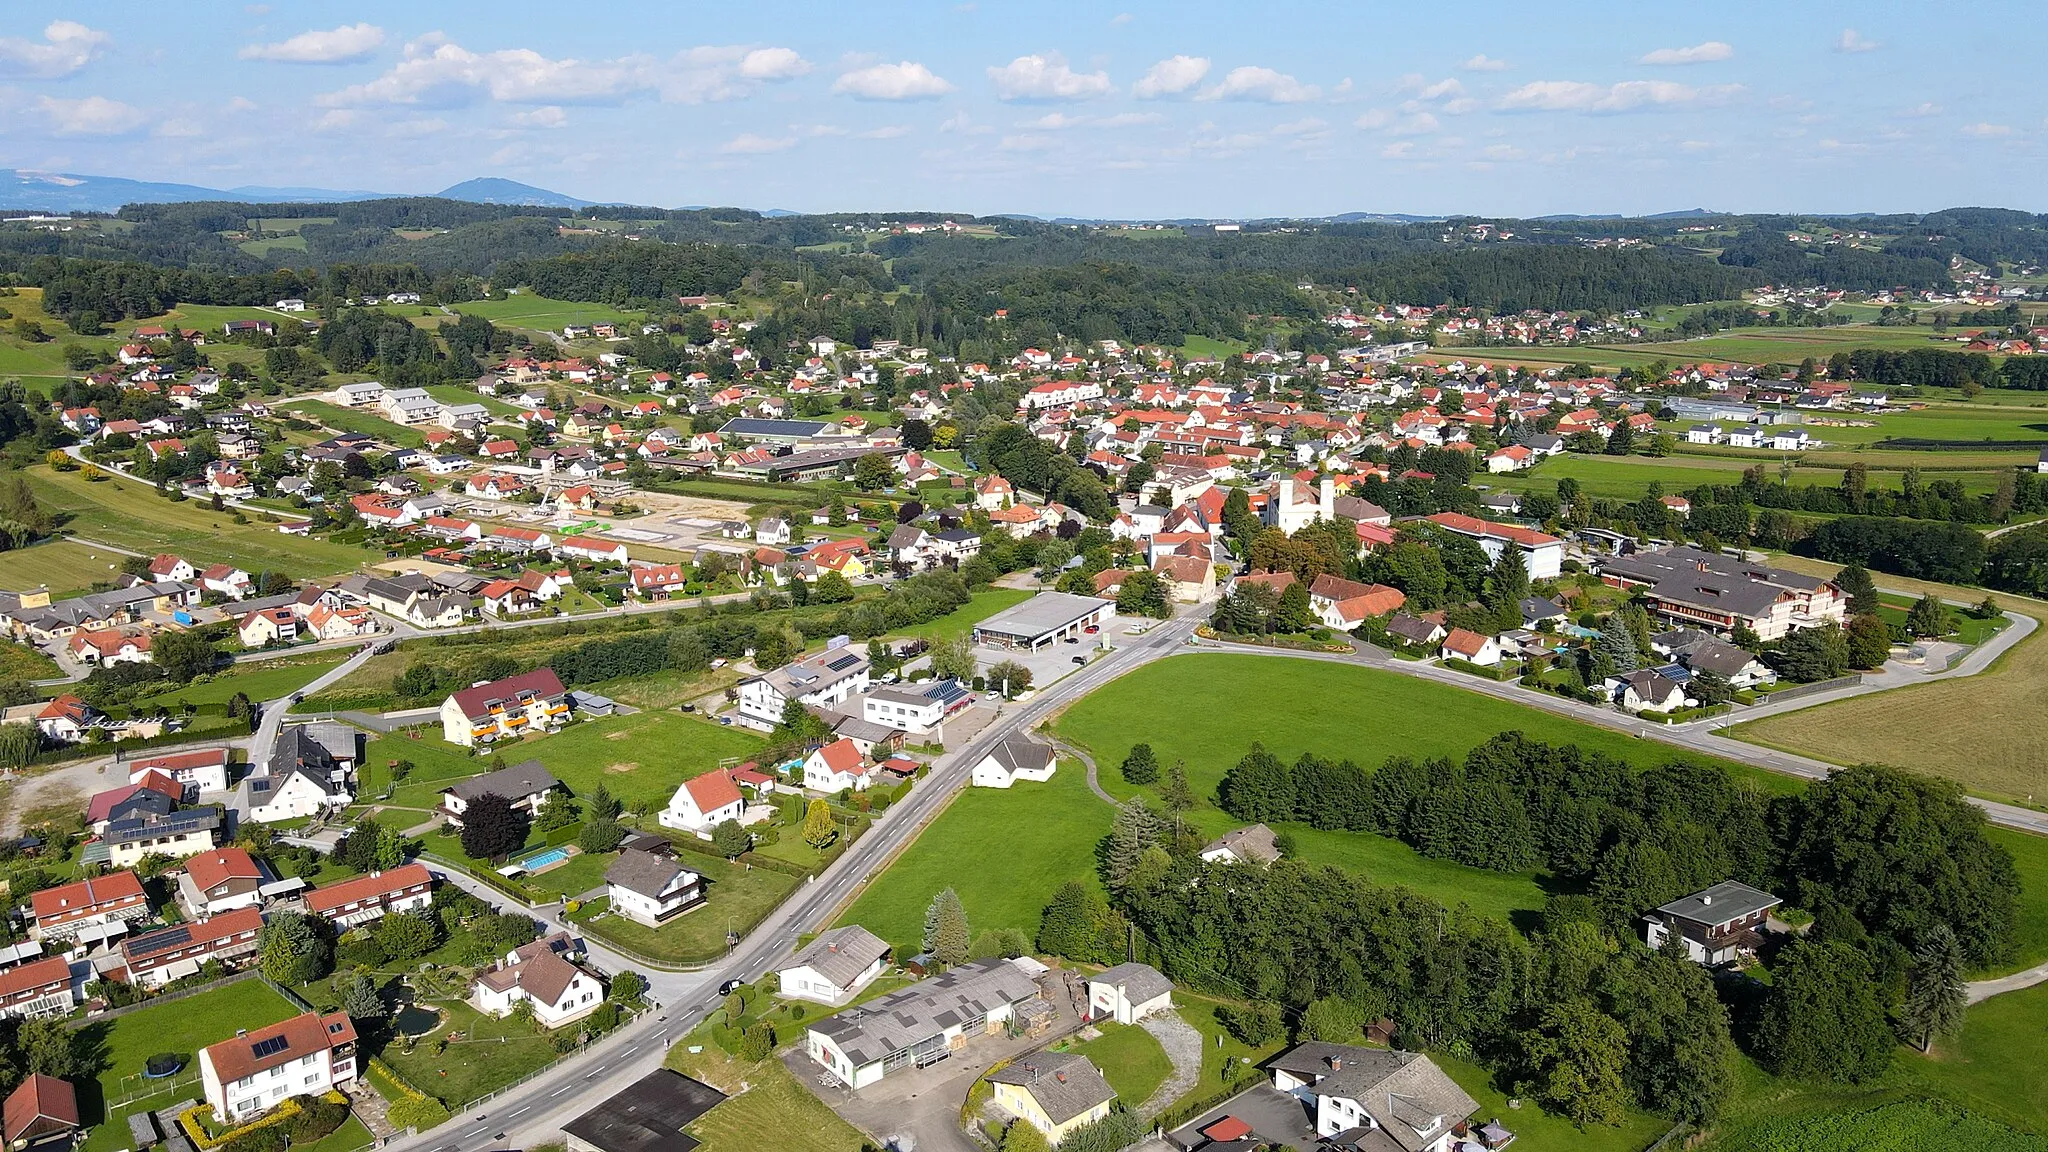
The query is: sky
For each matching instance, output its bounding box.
[0,0,2042,220]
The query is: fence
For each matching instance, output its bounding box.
[1753,672,1863,704]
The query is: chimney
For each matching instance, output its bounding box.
[1055,1071,1067,1083]
[1328,1055,1343,1071]
[1701,894,1712,905]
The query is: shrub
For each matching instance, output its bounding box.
[284,1095,348,1143]
[387,1096,450,1133]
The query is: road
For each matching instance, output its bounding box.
[387,610,1208,1152]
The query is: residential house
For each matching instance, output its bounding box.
[0,961,77,1021]
[471,932,605,1028]
[2,1075,79,1150]
[119,906,263,987]
[1199,824,1282,868]
[803,738,872,793]
[628,565,687,601]
[1439,628,1502,667]
[237,607,299,648]
[85,778,177,833]
[1619,669,1694,714]
[68,629,152,667]
[304,863,435,928]
[175,848,266,918]
[804,958,1042,1089]
[28,873,148,941]
[1307,575,1404,630]
[1151,554,1215,603]
[1422,513,1564,580]
[1383,614,1445,648]
[603,850,703,928]
[199,1011,357,1122]
[988,1052,1116,1145]
[859,680,973,737]
[1645,880,1781,966]
[1268,1043,1478,1150]
[558,535,629,565]
[735,647,869,732]
[775,925,890,1007]
[440,760,561,827]
[657,770,746,838]
[104,808,221,868]
[970,734,1057,789]
[439,668,571,747]
[1086,963,1172,1026]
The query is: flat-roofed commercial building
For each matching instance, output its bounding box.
[970,592,1111,651]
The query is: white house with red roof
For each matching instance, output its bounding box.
[438,668,570,747]
[68,628,151,667]
[629,564,687,600]
[658,769,748,836]
[176,847,267,918]
[200,1010,357,1122]
[29,872,148,940]
[130,748,230,798]
[200,564,253,600]
[304,863,434,928]
[803,738,872,793]
[557,535,628,565]
[1422,513,1564,579]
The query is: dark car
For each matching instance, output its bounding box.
[718,978,744,995]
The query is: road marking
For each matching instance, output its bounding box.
[550,1085,573,1098]
[509,1106,529,1118]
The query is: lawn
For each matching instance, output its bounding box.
[282,399,430,448]
[1730,569,2048,807]
[1873,593,2006,647]
[1911,979,2048,1136]
[24,466,375,578]
[75,978,305,1152]
[888,587,1036,643]
[1056,654,1799,843]
[365,711,765,814]
[453,295,646,332]
[1063,1022,1170,1106]
[572,862,799,963]
[424,384,527,419]
[139,653,350,709]
[1282,826,1548,927]
[1432,1051,1670,1152]
[1171,993,1287,1110]
[666,1034,868,1152]
[0,539,134,598]
[837,758,1106,957]
[375,996,562,1108]
[521,846,615,900]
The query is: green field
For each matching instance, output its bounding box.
[1604,324,1970,365]
[889,587,1035,643]
[837,757,1102,957]
[1435,1051,1669,1152]
[75,978,305,1152]
[573,863,800,962]
[24,466,376,578]
[140,653,351,709]
[1064,1022,1171,1106]
[365,710,765,814]
[0,539,134,597]
[667,1036,868,1152]
[453,294,645,332]
[1283,825,1548,925]
[283,399,431,448]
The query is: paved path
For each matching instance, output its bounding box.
[1967,958,2048,1004]
[1136,1011,1203,1118]
[1056,737,1118,806]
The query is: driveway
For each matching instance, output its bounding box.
[788,967,1086,1152]
[1164,1084,1314,1149]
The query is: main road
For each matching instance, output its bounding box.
[386,609,1209,1152]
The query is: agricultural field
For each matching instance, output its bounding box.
[23,466,376,578]
[1598,323,1962,364]
[0,538,135,597]
[282,398,432,448]
[1730,567,2048,808]
[887,587,1035,643]
[451,294,645,333]
[139,652,351,710]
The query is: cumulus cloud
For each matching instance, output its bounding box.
[1638,41,1733,65]
[1198,66,1318,104]
[1461,54,1509,72]
[1961,122,2013,137]
[239,23,385,63]
[1497,79,1736,113]
[1406,77,1464,100]
[1354,109,1392,130]
[721,132,797,153]
[318,37,810,107]
[987,54,1111,101]
[832,60,954,101]
[739,46,811,80]
[511,106,568,129]
[1903,102,1941,117]
[1836,29,1880,53]
[0,20,108,78]
[1391,111,1439,135]
[1132,55,1209,99]
[36,94,147,136]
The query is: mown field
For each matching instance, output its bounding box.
[140,652,350,709]
[282,398,432,448]
[23,465,375,577]
[0,538,133,597]
[452,294,645,332]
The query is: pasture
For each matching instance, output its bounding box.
[0,539,135,597]
[452,294,645,332]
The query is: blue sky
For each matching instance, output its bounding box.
[0,1,2041,218]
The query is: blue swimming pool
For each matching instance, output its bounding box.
[518,847,570,870]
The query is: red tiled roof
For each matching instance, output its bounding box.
[305,863,432,917]
[183,847,262,894]
[682,771,743,814]
[30,872,144,921]
[814,738,863,775]
[3,1073,78,1145]
[447,668,565,721]
[202,1011,355,1085]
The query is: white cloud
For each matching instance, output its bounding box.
[1391,111,1439,135]
[1638,41,1733,66]
[1110,12,1133,24]
[1836,29,1880,53]
[721,132,796,153]
[0,21,108,79]
[1461,54,1509,72]
[1270,116,1328,136]
[1380,141,1416,159]
[313,109,361,132]
[833,60,953,101]
[938,110,992,135]
[1481,143,1526,160]
[858,124,911,139]
[1095,111,1164,128]
[318,38,809,107]
[1442,97,1479,114]
[1410,77,1464,100]
[998,133,1055,152]
[511,106,568,129]
[1961,122,2013,138]
[387,117,449,138]
[1354,108,1392,130]
[987,54,1111,101]
[1497,79,1736,113]
[739,47,810,80]
[1903,102,1941,117]
[154,118,202,138]
[36,95,147,136]
[226,96,259,112]
[239,23,385,64]
[1198,65,1318,104]
[1132,55,1209,99]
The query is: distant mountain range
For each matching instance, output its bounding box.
[0,169,595,213]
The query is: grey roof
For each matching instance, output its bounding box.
[105,807,220,846]
[561,1070,724,1152]
[782,925,891,990]
[1090,962,1171,1004]
[987,1051,1116,1125]
[717,417,833,439]
[983,733,1055,778]
[1204,823,1281,865]
[1655,880,1781,925]
[1601,546,1826,620]
[1623,669,1684,705]
[809,958,1039,1067]
[751,647,870,703]
[887,525,928,552]
[1518,596,1564,622]
[1267,1044,1478,1152]
[828,714,898,745]
[604,848,695,900]
[444,759,560,802]
[1681,639,1764,678]
[972,592,1107,641]
[1383,614,1441,645]
[268,722,356,778]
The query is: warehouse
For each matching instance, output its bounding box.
[970,591,1111,651]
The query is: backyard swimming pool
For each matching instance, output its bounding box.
[518,847,570,870]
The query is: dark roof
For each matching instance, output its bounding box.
[987,1051,1116,1124]
[604,849,695,900]
[782,925,890,990]
[810,958,1039,1067]
[104,807,220,846]
[562,1070,725,1152]
[1091,962,1172,1003]
[445,759,560,803]
[1681,639,1764,677]
[717,417,832,438]
[1267,1044,1477,1152]
[1655,880,1781,925]
[982,734,1055,778]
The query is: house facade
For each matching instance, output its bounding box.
[199,1011,358,1122]
[439,668,571,747]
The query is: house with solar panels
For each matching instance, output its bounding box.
[734,645,870,732]
[860,679,973,738]
[804,958,1043,1090]
[199,1011,358,1121]
[119,907,263,987]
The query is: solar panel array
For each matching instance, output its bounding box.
[825,653,862,672]
[250,1034,290,1059]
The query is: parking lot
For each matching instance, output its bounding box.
[967,608,1127,694]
